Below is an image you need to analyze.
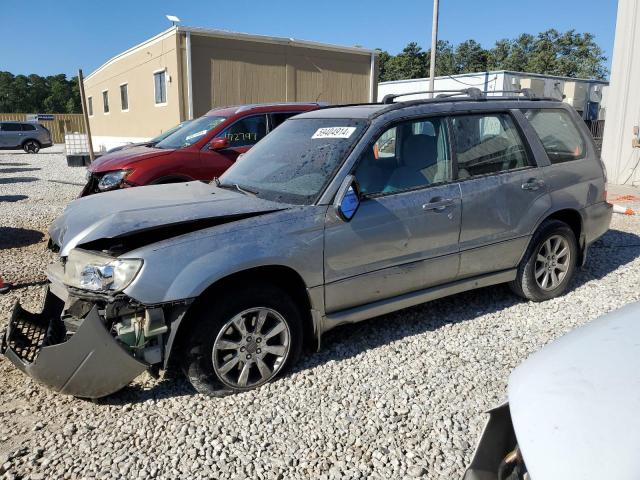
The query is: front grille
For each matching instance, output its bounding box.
[5,291,66,363]
[8,314,48,362]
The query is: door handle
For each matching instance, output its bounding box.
[423,198,454,212]
[521,178,545,191]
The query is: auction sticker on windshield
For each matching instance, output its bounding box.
[312,127,357,139]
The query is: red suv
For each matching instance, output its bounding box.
[81,103,322,196]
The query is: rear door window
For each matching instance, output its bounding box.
[223,115,268,147]
[1,123,22,132]
[269,112,300,130]
[451,113,530,179]
[523,109,586,163]
[21,123,36,131]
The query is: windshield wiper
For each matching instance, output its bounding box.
[214,178,258,196]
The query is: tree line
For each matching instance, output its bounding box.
[377,29,608,83]
[0,29,607,113]
[0,72,81,114]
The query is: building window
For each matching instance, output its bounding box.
[88,97,93,116]
[154,70,167,105]
[102,90,109,113]
[120,84,129,111]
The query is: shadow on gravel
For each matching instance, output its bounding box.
[0,227,45,249]
[97,369,196,405]
[0,176,38,185]
[0,195,28,202]
[93,229,640,404]
[573,229,640,287]
[0,167,41,174]
[0,162,30,167]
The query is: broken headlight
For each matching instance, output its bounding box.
[64,248,143,293]
[98,170,130,191]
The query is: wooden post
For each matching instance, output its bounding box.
[77,68,95,162]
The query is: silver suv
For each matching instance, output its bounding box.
[0,121,53,153]
[2,92,612,398]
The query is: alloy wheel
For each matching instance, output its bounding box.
[534,235,571,291]
[212,307,291,389]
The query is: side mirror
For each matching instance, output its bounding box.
[334,174,361,222]
[209,137,229,150]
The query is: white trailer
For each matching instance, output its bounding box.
[378,70,608,120]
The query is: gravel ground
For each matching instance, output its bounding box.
[1,149,639,480]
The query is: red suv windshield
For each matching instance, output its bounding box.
[156,115,227,149]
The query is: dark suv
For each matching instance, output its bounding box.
[81,103,322,196]
[0,121,53,153]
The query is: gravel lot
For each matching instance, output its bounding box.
[1,149,639,480]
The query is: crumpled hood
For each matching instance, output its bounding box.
[508,301,640,480]
[49,181,287,256]
[88,146,174,173]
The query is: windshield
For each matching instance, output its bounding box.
[219,118,367,205]
[150,120,193,144]
[156,115,226,149]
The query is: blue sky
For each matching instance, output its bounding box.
[2,0,618,78]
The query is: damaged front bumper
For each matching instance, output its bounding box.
[1,288,148,399]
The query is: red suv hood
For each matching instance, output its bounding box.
[89,146,175,173]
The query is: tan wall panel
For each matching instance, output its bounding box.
[289,47,372,104]
[83,31,182,138]
[190,35,374,112]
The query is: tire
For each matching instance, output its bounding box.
[23,140,40,154]
[182,283,303,396]
[509,219,578,302]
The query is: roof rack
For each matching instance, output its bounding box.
[380,87,558,104]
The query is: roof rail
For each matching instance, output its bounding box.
[381,88,485,104]
[381,87,562,104]
[234,101,329,113]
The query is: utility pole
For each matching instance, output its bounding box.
[77,68,95,162]
[428,0,440,98]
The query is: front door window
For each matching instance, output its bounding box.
[355,117,451,195]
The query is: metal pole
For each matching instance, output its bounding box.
[77,68,95,162]
[428,0,439,98]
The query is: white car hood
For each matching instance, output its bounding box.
[508,301,640,480]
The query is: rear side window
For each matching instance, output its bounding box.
[523,109,586,163]
[270,112,299,130]
[21,123,36,131]
[451,113,529,178]
[223,115,267,147]
[1,123,21,132]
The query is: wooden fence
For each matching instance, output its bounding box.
[0,113,85,143]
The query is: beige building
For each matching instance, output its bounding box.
[83,26,378,151]
[601,0,640,186]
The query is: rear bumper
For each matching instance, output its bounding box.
[583,201,613,246]
[1,288,147,399]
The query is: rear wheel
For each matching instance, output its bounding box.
[23,140,40,154]
[182,284,303,396]
[509,219,578,302]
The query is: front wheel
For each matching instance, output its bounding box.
[183,284,303,396]
[23,140,40,154]
[509,219,578,302]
